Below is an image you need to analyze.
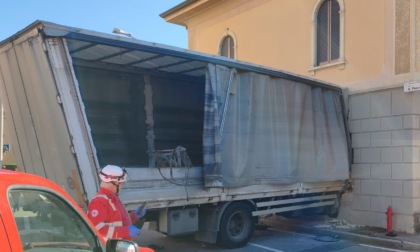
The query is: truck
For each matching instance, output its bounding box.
[0,20,351,248]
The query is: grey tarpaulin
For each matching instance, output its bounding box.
[203,64,349,187]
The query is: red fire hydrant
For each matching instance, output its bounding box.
[386,206,397,237]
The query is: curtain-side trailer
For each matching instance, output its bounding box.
[0,21,351,248]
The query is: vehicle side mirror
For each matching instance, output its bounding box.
[106,239,139,252]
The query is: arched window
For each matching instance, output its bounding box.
[220,35,235,59]
[317,0,340,65]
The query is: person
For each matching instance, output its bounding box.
[88,165,154,252]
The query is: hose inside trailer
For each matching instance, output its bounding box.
[156,146,193,201]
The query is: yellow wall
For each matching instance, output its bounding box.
[162,0,420,233]
[165,0,408,93]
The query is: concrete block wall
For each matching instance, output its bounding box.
[339,87,420,233]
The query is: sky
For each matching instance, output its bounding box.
[0,0,187,49]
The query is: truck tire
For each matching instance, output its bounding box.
[327,202,340,218]
[218,202,255,248]
[326,193,341,218]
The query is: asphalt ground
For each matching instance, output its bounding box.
[260,215,420,251]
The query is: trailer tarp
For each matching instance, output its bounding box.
[204,64,349,187]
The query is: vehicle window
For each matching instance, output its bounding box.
[10,189,99,251]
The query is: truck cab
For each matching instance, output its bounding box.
[0,169,138,252]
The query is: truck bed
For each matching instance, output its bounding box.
[120,167,345,211]
[0,21,349,212]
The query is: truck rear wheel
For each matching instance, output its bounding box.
[218,202,255,248]
[326,192,341,218]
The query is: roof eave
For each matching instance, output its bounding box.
[160,0,224,26]
[160,0,198,19]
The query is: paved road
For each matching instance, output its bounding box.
[135,223,405,252]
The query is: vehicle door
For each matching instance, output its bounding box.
[8,187,105,251]
[0,215,12,252]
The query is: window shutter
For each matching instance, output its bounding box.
[221,36,235,59]
[316,0,340,65]
[330,0,340,60]
[317,2,329,65]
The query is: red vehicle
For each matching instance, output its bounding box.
[0,169,140,252]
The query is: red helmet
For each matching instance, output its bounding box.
[99,165,127,183]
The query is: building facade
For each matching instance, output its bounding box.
[162,0,420,233]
